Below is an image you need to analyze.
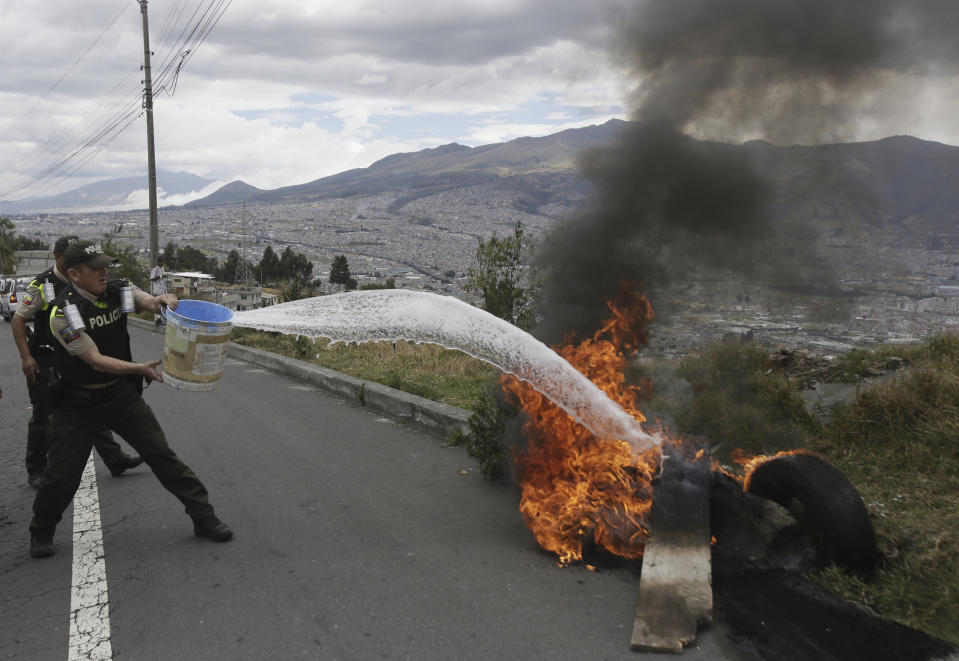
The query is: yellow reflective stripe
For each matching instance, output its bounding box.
[48,305,61,337]
[94,299,108,309]
[27,278,47,307]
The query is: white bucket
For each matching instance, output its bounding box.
[161,300,234,391]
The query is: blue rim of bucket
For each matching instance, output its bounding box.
[164,299,233,324]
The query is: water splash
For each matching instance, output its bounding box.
[233,290,662,452]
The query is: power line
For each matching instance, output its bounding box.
[154,0,232,96]
[4,67,141,187]
[155,0,191,51]
[0,1,232,202]
[0,0,132,144]
[0,88,145,200]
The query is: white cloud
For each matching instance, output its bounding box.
[1,0,957,204]
[0,0,635,200]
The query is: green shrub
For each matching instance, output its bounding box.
[811,336,959,644]
[672,339,819,458]
[448,389,513,480]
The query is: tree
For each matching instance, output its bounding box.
[216,249,256,284]
[360,277,395,290]
[16,236,48,250]
[0,217,50,272]
[278,246,313,284]
[163,241,179,270]
[465,221,536,329]
[329,255,352,286]
[99,234,149,289]
[0,217,17,273]
[257,246,280,285]
[176,245,218,274]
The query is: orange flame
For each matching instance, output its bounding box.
[714,448,821,489]
[505,286,664,565]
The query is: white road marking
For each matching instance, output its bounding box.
[69,453,113,661]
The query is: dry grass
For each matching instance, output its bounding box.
[231,329,496,409]
[812,363,959,644]
[645,335,959,645]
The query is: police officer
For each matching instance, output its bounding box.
[29,241,232,559]
[11,235,143,487]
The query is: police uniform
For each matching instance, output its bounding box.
[29,241,231,558]
[15,263,139,482]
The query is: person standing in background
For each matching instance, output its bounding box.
[150,255,166,326]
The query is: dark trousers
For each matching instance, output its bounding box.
[30,381,214,534]
[25,352,126,475]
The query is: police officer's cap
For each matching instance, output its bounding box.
[63,241,119,269]
[53,235,80,255]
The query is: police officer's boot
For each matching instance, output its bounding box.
[30,528,56,559]
[192,515,233,542]
[109,454,145,477]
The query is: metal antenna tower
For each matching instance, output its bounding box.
[234,203,253,285]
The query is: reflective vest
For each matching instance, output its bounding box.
[49,280,132,386]
[28,266,65,347]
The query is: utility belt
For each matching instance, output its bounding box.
[62,380,130,405]
[26,326,53,357]
[29,343,57,359]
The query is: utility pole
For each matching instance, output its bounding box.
[140,0,159,266]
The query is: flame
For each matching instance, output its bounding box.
[715,448,820,489]
[505,286,663,565]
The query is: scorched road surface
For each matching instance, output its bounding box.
[0,322,747,660]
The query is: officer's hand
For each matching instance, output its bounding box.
[157,294,178,312]
[142,359,164,383]
[21,355,39,383]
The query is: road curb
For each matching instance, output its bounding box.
[129,316,472,440]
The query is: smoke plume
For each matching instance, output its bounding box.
[535,0,959,343]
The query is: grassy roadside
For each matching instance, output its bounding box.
[645,336,959,646]
[230,328,496,410]
[229,325,958,645]
[809,337,959,646]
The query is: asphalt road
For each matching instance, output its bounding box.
[0,321,750,661]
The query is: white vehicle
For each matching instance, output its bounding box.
[1,276,33,322]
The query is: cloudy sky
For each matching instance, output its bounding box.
[1,0,957,206]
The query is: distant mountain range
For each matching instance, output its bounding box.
[4,120,959,238]
[182,120,622,210]
[0,170,215,215]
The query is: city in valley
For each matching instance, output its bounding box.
[8,179,959,360]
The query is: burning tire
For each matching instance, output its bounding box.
[745,454,878,576]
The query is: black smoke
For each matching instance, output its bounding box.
[534,0,959,343]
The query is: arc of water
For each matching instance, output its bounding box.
[233,290,662,452]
